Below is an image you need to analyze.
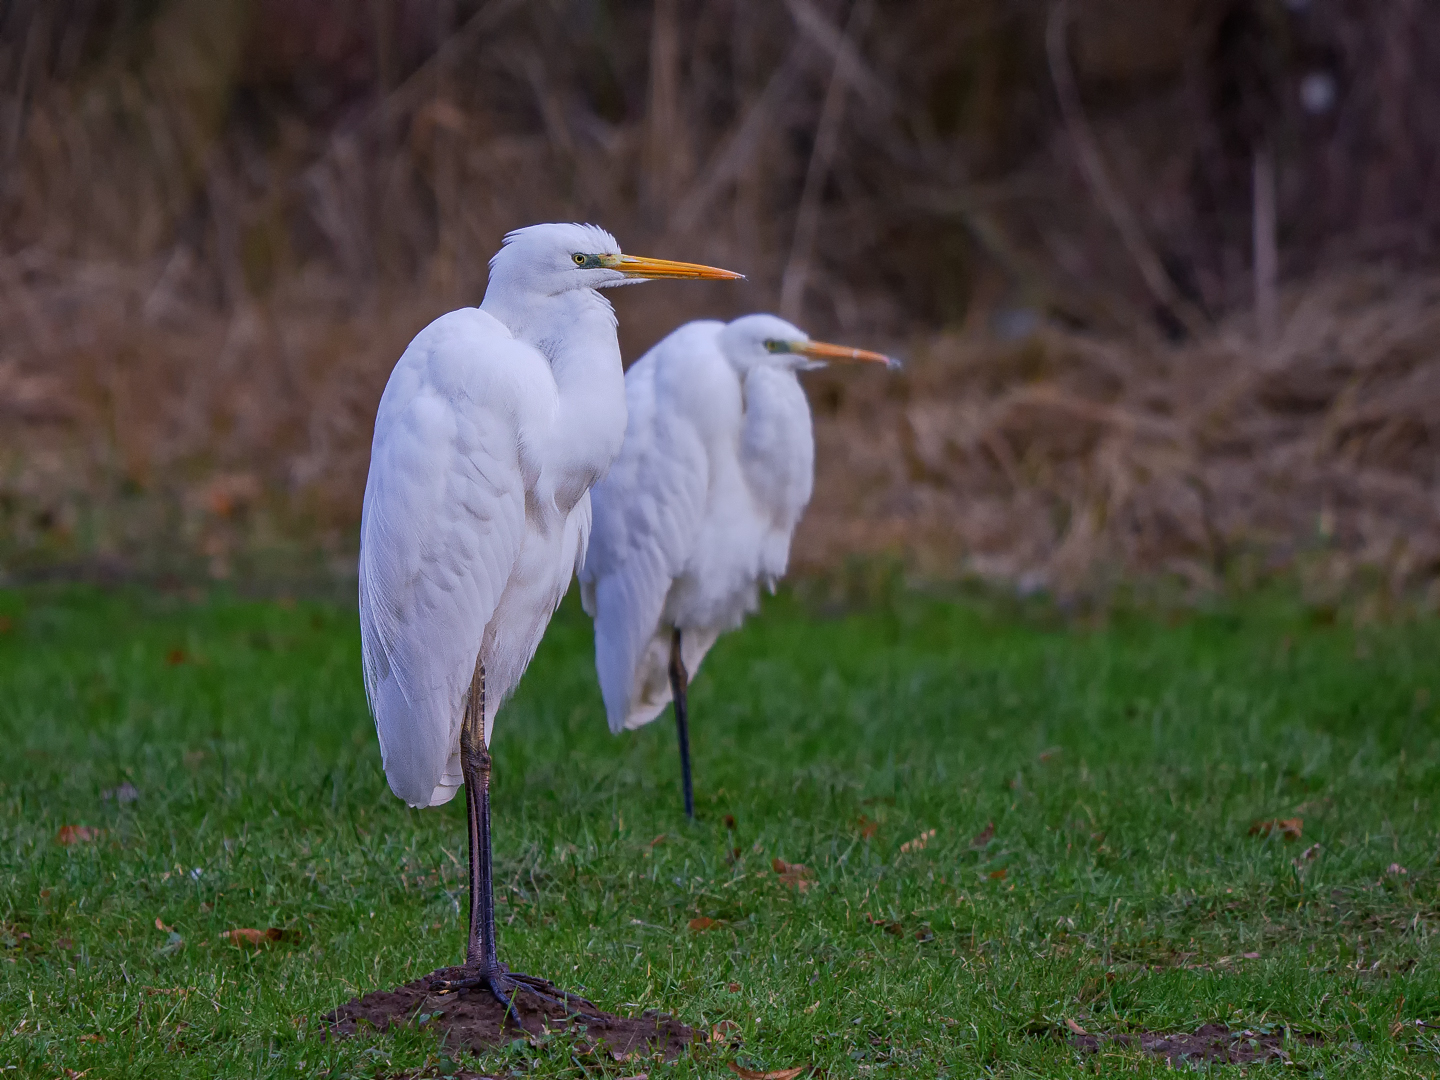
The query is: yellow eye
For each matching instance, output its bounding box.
[572,253,587,266]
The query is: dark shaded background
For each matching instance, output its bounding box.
[1,0,1437,600]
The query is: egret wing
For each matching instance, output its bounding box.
[583,330,718,732]
[359,309,537,807]
[740,364,815,585]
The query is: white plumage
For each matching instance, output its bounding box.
[358,223,740,809]
[580,314,894,741]
[357,222,740,1001]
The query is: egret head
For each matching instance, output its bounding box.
[489,223,743,297]
[718,313,898,374]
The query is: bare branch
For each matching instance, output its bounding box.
[781,0,873,321]
[1253,142,1279,350]
[1045,0,1206,337]
[671,43,805,234]
[784,0,892,115]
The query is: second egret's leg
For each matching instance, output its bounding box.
[433,659,591,1015]
[669,628,694,820]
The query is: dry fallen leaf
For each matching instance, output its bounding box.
[711,1019,742,1043]
[1249,818,1303,841]
[166,648,187,666]
[727,982,742,993]
[969,821,995,849]
[864,913,904,936]
[772,858,815,891]
[55,825,102,845]
[856,815,879,839]
[1065,1018,1088,1035]
[899,829,937,854]
[988,868,1008,881]
[688,916,719,931]
[155,918,173,932]
[219,927,284,947]
[78,1033,105,1043]
[727,1063,808,1080]
[648,833,668,848]
[724,814,737,830]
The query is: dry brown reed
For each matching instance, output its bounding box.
[799,269,1440,603]
[1,1,1437,595]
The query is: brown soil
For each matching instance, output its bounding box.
[321,964,694,1062]
[1070,1023,1322,1065]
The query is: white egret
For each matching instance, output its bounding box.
[358,223,741,1008]
[579,314,895,818]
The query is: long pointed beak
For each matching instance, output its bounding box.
[606,253,745,281]
[794,339,898,367]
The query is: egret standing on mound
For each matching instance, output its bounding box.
[358,223,741,1007]
[580,314,895,818]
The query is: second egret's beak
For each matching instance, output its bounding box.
[794,340,898,368]
[605,253,745,281]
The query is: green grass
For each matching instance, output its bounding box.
[1,583,1439,1077]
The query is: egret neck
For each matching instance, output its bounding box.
[480,285,627,516]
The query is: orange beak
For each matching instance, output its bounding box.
[794,339,898,367]
[606,253,745,281]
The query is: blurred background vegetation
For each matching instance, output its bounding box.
[1,0,1436,606]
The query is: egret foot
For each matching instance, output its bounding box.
[429,963,596,1018]
[446,665,598,1027]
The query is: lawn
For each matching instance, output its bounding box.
[1,582,1438,1077]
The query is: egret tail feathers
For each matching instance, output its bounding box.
[427,752,464,807]
[617,624,721,731]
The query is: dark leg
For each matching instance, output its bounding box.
[461,660,499,971]
[669,628,694,820]
[432,659,593,1016]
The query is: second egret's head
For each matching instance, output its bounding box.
[718,313,898,374]
[489,223,743,297]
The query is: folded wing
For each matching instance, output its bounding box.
[582,332,715,732]
[359,310,535,807]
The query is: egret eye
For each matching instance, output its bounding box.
[763,339,788,354]
[572,253,587,266]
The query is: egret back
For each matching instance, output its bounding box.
[359,309,545,808]
[582,322,728,732]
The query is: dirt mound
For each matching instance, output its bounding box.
[1070,1023,1322,1066]
[322,965,694,1062]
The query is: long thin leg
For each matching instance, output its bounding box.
[460,659,498,970]
[434,658,594,1015]
[669,628,694,820]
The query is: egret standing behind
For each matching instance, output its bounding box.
[580,314,895,818]
[359,223,741,1007]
